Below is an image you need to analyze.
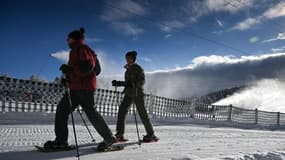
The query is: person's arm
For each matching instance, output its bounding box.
[134,66,145,87]
[136,68,145,86]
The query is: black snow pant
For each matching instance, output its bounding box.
[116,92,154,137]
[55,90,113,143]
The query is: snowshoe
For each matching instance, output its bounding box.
[96,136,116,152]
[94,145,124,153]
[35,140,74,152]
[44,140,69,149]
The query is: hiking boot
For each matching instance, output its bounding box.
[97,136,116,151]
[44,140,68,149]
[115,135,129,143]
[142,134,159,142]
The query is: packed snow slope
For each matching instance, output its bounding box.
[1,113,285,160]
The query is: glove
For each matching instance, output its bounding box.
[59,64,73,75]
[112,80,117,86]
[112,80,125,87]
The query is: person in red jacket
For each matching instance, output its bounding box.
[44,28,115,151]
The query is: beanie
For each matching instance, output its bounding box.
[68,28,85,40]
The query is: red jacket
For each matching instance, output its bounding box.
[68,42,97,91]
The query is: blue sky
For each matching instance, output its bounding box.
[1,0,285,81]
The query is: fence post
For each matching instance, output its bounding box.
[8,100,12,112]
[255,108,258,124]
[277,112,280,126]
[1,98,4,112]
[228,104,233,121]
[149,93,155,119]
[212,105,216,119]
[15,100,19,112]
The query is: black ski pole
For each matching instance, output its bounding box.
[133,104,141,145]
[133,88,141,146]
[65,85,80,160]
[77,108,96,142]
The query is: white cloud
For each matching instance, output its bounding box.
[262,2,285,19]
[160,20,186,32]
[139,57,152,63]
[188,53,285,68]
[249,36,259,43]
[148,53,285,74]
[100,0,146,38]
[100,0,146,22]
[164,34,172,39]
[206,0,254,13]
[231,17,260,31]
[50,50,69,63]
[145,52,285,98]
[111,22,144,36]
[212,30,224,35]
[272,46,285,52]
[263,32,285,43]
[163,0,255,32]
[183,0,254,20]
[231,2,285,31]
[216,18,223,27]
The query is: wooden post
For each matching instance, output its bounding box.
[255,108,258,124]
[277,112,280,126]
[228,104,233,121]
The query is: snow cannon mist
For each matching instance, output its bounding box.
[214,79,285,113]
[49,50,69,63]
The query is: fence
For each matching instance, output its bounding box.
[0,76,285,127]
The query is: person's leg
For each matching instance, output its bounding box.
[115,95,132,138]
[54,91,79,143]
[134,93,154,136]
[79,90,113,141]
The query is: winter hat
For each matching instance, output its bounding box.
[125,51,138,61]
[68,28,85,40]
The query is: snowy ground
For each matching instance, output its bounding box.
[1,113,285,160]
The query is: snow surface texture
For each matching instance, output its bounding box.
[1,112,285,160]
[215,79,285,113]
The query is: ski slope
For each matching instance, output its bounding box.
[1,113,285,160]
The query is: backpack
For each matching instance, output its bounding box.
[77,46,101,76]
[94,56,101,76]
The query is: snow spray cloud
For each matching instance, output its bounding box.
[50,50,285,103]
[145,53,285,98]
[50,50,69,63]
[214,79,285,112]
[49,49,123,89]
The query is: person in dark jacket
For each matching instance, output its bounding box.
[44,28,115,151]
[112,51,158,142]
